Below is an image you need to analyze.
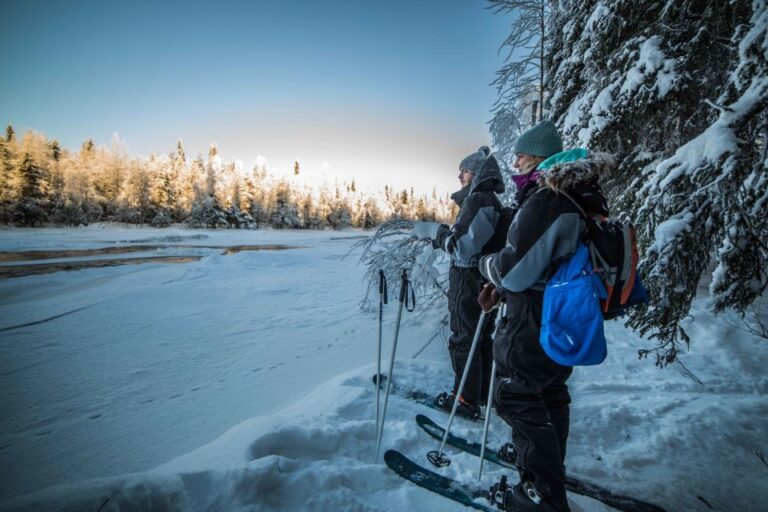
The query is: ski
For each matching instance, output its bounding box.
[384,449,496,511]
[416,414,667,512]
[372,374,482,423]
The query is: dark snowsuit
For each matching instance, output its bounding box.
[479,155,613,511]
[434,156,506,406]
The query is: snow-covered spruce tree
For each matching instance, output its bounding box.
[326,187,353,228]
[268,179,301,228]
[489,0,552,168]
[188,194,228,228]
[94,134,129,220]
[13,152,49,226]
[174,142,199,221]
[47,140,66,215]
[0,132,17,224]
[151,165,176,218]
[545,0,768,365]
[119,161,151,224]
[76,139,102,222]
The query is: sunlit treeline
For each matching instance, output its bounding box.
[0,126,457,229]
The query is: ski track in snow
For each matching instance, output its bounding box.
[0,305,93,332]
[0,226,766,511]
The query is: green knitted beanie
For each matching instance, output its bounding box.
[513,121,563,158]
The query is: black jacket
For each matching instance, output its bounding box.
[434,156,506,268]
[479,154,614,291]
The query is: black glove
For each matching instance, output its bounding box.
[432,224,450,250]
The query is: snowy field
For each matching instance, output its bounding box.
[0,225,766,512]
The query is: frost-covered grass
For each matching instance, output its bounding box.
[0,225,766,511]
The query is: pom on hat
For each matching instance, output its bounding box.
[459,146,491,174]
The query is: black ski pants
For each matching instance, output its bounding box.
[492,290,572,512]
[447,265,496,405]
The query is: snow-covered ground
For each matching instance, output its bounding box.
[0,226,766,511]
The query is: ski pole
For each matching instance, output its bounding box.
[375,269,410,461]
[375,270,387,431]
[479,301,505,480]
[428,309,487,467]
[478,358,496,480]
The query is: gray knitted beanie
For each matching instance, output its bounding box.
[513,121,563,158]
[459,146,491,173]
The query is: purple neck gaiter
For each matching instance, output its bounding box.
[511,171,540,190]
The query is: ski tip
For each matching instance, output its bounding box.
[383,449,399,466]
[415,413,431,425]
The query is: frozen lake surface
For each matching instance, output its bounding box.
[0,225,766,511]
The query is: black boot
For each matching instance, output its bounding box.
[488,477,567,512]
[433,391,481,420]
[498,442,518,465]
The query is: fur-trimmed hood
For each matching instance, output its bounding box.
[537,152,616,192]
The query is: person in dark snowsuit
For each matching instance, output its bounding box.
[478,123,614,512]
[414,146,506,419]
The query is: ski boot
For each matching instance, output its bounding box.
[488,476,565,512]
[498,442,518,465]
[433,391,481,420]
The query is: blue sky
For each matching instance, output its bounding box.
[1,0,511,195]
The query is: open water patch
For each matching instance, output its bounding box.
[0,244,306,278]
[0,256,202,279]
[0,244,303,262]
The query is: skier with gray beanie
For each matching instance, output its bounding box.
[413,146,507,420]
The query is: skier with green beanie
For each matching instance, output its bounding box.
[507,120,565,202]
[479,121,614,512]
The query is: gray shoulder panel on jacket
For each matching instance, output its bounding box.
[453,205,500,263]
[500,212,582,292]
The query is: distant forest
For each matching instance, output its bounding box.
[0,125,457,229]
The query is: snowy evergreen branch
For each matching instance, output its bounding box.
[542,0,768,365]
[727,299,768,341]
[348,219,449,312]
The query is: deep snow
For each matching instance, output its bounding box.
[0,226,766,511]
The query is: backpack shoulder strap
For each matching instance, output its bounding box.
[477,190,503,210]
[558,189,587,219]
[557,189,599,272]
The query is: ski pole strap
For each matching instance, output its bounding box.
[398,269,408,303]
[398,269,416,312]
[405,280,416,312]
[379,270,388,305]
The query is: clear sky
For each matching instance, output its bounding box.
[1,0,511,195]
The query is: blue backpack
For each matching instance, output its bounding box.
[538,149,649,366]
[540,242,608,366]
